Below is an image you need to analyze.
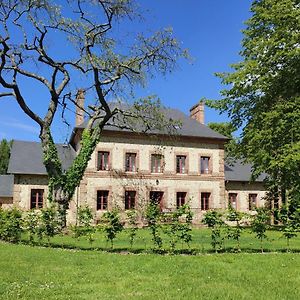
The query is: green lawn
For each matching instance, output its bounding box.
[0,241,300,300]
[26,228,300,254]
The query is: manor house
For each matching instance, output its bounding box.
[0,101,267,224]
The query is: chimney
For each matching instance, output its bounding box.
[189,100,205,124]
[75,89,85,126]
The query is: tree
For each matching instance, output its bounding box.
[207,122,238,160]
[0,1,187,223]
[209,0,300,201]
[0,139,11,174]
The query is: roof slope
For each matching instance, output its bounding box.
[8,140,76,175]
[225,160,267,182]
[76,105,228,141]
[0,175,14,197]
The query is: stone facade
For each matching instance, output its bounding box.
[225,181,266,212]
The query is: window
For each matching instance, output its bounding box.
[201,192,210,210]
[229,193,238,209]
[200,156,211,174]
[150,191,164,211]
[176,155,187,174]
[97,151,110,171]
[248,194,258,210]
[125,191,136,209]
[97,190,108,210]
[151,154,163,173]
[30,189,44,209]
[176,192,186,208]
[125,153,137,172]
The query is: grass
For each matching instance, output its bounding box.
[0,241,300,299]
[22,227,300,254]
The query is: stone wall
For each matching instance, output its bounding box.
[0,197,13,209]
[225,181,267,212]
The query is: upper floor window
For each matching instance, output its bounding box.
[176,155,187,174]
[248,193,258,210]
[201,192,210,210]
[176,192,186,208]
[151,154,163,173]
[97,151,110,171]
[97,190,108,210]
[30,189,44,209]
[125,191,136,210]
[229,193,238,210]
[200,156,211,174]
[125,153,137,172]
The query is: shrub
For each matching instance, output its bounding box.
[126,210,138,249]
[0,207,23,243]
[145,201,162,250]
[226,207,244,252]
[23,210,40,244]
[203,210,224,252]
[163,204,193,252]
[251,208,270,252]
[72,206,95,245]
[101,210,123,249]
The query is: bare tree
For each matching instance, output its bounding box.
[0,0,186,224]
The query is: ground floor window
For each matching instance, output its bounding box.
[228,193,238,210]
[150,191,164,211]
[30,189,44,209]
[176,192,186,208]
[125,191,136,210]
[201,192,210,210]
[97,190,108,210]
[248,193,258,210]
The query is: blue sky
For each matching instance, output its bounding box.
[0,0,252,143]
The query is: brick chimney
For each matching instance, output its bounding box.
[75,89,85,126]
[189,100,205,124]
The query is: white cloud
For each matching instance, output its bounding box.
[0,118,39,134]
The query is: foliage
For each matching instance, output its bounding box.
[37,207,60,243]
[101,210,124,249]
[207,123,238,160]
[162,204,193,252]
[23,210,40,244]
[279,205,299,251]
[0,207,23,243]
[0,139,12,174]
[71,205,95,245]
[226,207,244,252]
[203,210,225,252]
[0,0,187,219]
[251,208,270,252]
[145,200,163,250]
[126,209,139,248]
[208,0,300,197]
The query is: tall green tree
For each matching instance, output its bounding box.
[0,1,187,224]
[0,139,11,174]
[210,0,300,200]
[207,122,238,159]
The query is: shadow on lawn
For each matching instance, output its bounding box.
[17,239,300,255]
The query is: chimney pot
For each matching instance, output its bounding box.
[189,100,205,124]
[75,89,85,126]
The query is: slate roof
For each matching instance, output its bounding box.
[76,105,228,141]
[225,160,267,182]
[0,175,14,197]
[7,140,76,175]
